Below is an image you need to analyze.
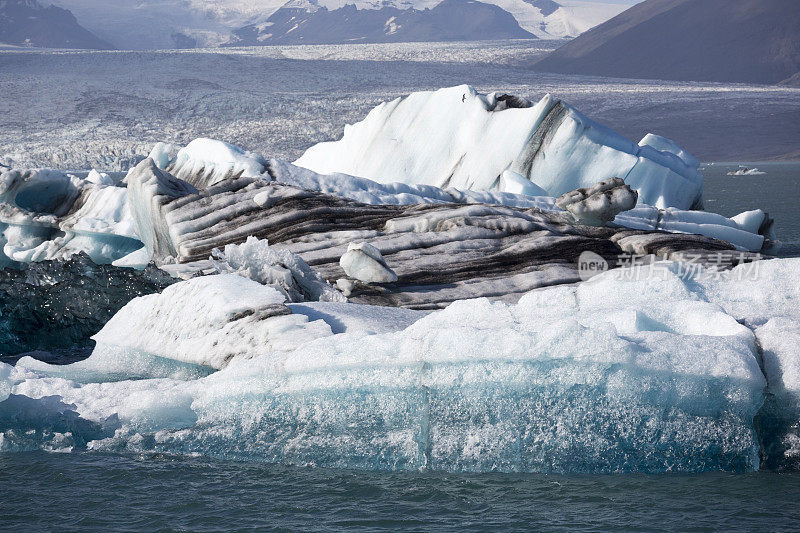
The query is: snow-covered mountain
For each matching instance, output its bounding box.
[47,0,631,50]
[0,0,112,49]
[227,0,536,46]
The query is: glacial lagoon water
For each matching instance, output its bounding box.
[702,162,800,258]
[1,162,799,530]
[2,452,800,532]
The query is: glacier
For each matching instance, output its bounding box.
[2,259,799,472]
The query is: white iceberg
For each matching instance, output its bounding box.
[7,259,800,470]
[295,85,703,210]
[90,274,334,370]
[727,166,766,176]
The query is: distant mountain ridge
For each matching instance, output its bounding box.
[533,0,800,85]
[0,0,113,49]
[226,0,535,46]
[45,0,630,50]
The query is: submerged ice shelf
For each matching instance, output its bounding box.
[0,85,796,473]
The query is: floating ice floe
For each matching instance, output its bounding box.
[4,258,800,472]
[727,165,766,176]
[294,85,704,210]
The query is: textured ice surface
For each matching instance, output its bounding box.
[0,168,142,267]
[287,301,427,334]
[5,260,800,472]
[295,85,703,209]
[91,274,334,369]
[153,138,269,189]
[555,177,637,226]
[210,237,346,303]
[0,363,12,403]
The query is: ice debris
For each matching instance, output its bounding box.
[210,236,346,303]
[339,242,398,284]
[555,177,638,226]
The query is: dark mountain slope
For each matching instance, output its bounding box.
[532,0,800,85]
[0,0,113,49]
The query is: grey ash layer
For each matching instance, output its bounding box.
[129,158,761,311]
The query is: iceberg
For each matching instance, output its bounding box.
[294,85,704,210]
[130,157,766,309]
[7,259,800,471]
[91,274,334,370]
[727,166,766,176]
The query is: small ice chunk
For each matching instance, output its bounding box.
[148,142,181,170]
[210,236,345,303]
[112,246,152,270]
[555,177,638,226]
[340,242,398,284]
[498,170,549,197]
[85,169,115,186]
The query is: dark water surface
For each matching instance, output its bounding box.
[702,162,800,257]
[1,452,799,532]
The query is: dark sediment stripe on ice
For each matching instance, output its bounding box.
[130,160,762,309]
[512,99,567,179]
